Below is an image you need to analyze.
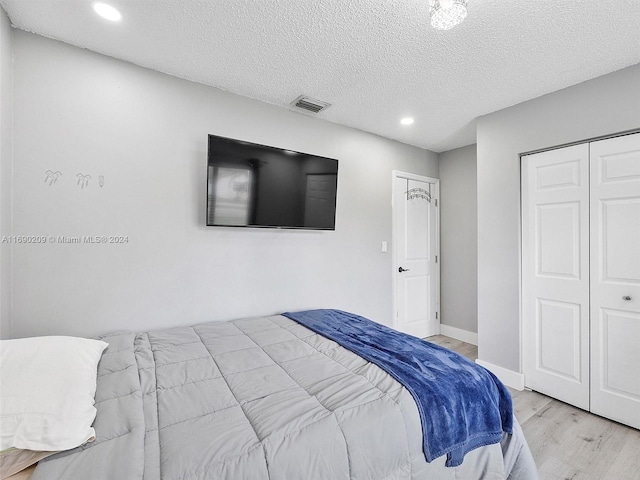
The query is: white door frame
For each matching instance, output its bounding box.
[391,170,440,334]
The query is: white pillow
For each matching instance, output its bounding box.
[0,336,108,452]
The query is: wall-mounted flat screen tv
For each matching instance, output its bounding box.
[206,134,338,230]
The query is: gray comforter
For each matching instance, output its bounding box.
[32,314,537,479]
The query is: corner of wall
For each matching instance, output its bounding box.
[0,4,13,339]
[437,143,478,336]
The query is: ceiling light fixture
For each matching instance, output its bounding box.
[93,2,122,22]
[400,117,415,126]
[430,0,467,30]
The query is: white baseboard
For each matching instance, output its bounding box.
[475,359,525,391]
[440,324,478,346]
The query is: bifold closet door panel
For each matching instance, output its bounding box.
[589,132,640,430]
[522,144,590,410]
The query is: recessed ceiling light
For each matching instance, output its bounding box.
[93,2,122,22]
[400,117,415,126]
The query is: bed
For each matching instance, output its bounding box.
[6,310,537,479]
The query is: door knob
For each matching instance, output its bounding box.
[623,296,632,301]
[398,267,410,273]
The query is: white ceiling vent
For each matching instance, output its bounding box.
[290,95,331,114]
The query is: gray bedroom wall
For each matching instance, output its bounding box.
[477,64,640,373]
[9,31,438,339]
[438,144,477,335]
[0,7,12,339]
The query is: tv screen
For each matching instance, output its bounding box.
[206,135,338,229]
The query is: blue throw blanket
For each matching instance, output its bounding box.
[282,309,513,467]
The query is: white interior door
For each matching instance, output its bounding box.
[589,133,640,429]
[393,174,439,338]
[522,144,590,410]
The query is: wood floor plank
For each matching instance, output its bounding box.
[602,427,640,479]
[428,334,640,480]
[524,399,629,479]
[425,334,477,361]
[510,388,553,425]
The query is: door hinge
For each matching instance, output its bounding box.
[435,312,438,320]
[435,199,438,207]
[435,255,438,263]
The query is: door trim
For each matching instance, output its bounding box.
[391,170,440,334]
[520,128,640,157]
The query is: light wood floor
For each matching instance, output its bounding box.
[426,335,640,480]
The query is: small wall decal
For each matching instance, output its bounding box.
[44,170,62,186]
[76,173,92,189]
[406,187,432,203]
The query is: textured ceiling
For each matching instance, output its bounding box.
[1,0,639,152]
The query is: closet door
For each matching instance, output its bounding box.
[522,144,590,409]
[589,133,640,429]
